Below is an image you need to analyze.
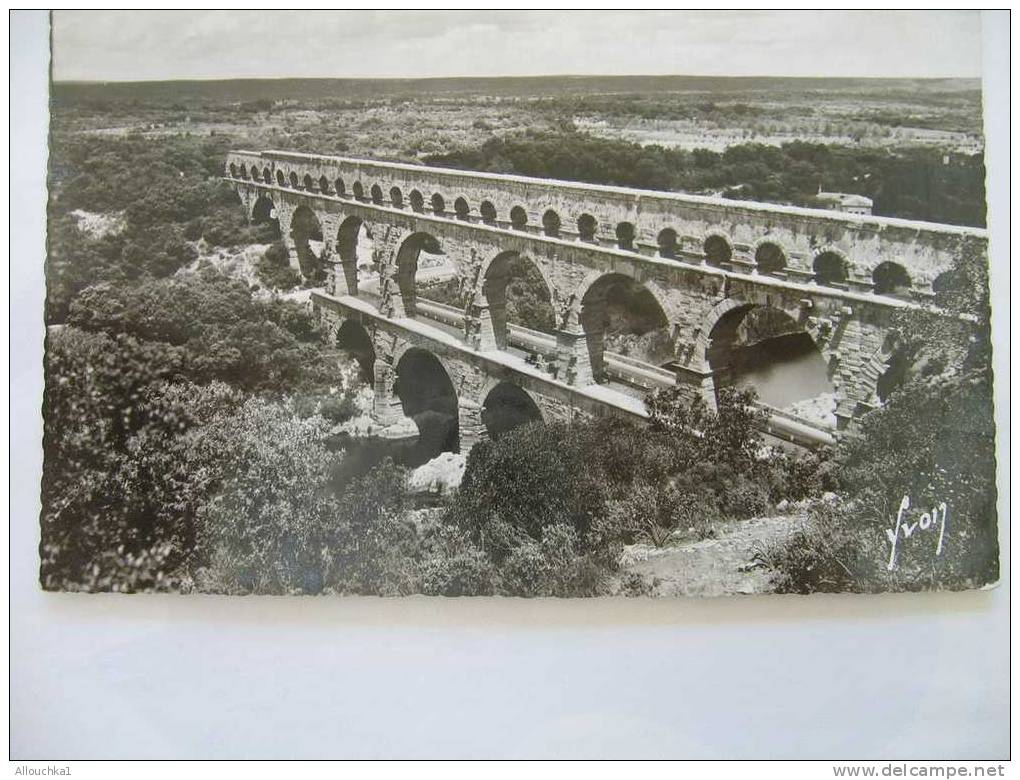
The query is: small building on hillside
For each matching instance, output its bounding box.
[816,191,873,216]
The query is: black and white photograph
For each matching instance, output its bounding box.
[36,9,1002,601]
[11,7,1012,765]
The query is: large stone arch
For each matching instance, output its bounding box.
[576,270,674,383]
[336,318,377,384]
[391,230,445,319]
[335,215,374,297]
[478,378,544,440]
[392,346,461,456]
[250,192,281,240]
[474,249,558,351]
[696,296,839,427]
[692,296,808,373]
[289,203,326,282]
[573,268,676,331]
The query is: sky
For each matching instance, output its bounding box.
[52,10,983,82]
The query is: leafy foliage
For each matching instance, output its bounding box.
[427,130,985,226]
[65,266,333,394]
[759,248,998,594]
[255,241,301,291]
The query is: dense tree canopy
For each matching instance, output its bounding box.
[427,130,986,226]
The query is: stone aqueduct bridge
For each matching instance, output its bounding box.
[225,149,985,449]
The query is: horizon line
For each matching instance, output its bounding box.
[51,73,982,86]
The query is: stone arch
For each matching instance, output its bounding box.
[699,297,835,428]
[250,194,281,240]
[431,192,446,215]
[615,221,636,250]
[289,204,325,282]
[542,209,562,238]
[303,173,315,191]
[276,169,286,187]
[336,319,376,384]
[453,196,471,221]
[813,247,850,286]
[577,213,598,243]
[704,233,733,267]
[510,206,528,231]
[370,184,384,205]
[409,189,425,213]
[318,175,331,194]
[479,250,557,351]
[872,261,912,298]
[395,231,444,318]
[578,271,672,382]
[335,216,374,296]
[657,228,679,259]
[480,200,497,225]
[754,239,787,275]
[480,379,543,440]
[335,177,346,197]
[389,187,404,209]
[239,164,249,180]
[263,166,272,184]
[393,347,460,456]
[352,181,365,201]
[289,171,300,189]
[228,162,238,178]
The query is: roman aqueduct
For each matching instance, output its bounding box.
[225,149,986,452]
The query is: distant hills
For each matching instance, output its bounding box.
[51,75,981,106]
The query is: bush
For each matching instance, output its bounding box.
[448,422,611,560]
[498,524,608,597]
[418,527,495,596]
[65,267,335,394]
[256,241,301,291]
[192,400,418,595]
[610,482,717,547]
[319,392,360,424]
[759,370,998,594]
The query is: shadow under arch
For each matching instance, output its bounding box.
[755,241,787,275]
[579,272,671,382]
[395,231,444,317]
[481,381,543,440]
[872,261,912,298]
[705,302,835,429]
[481,250,556,351]
[336,319,376,385]
[335,216,374,296]
[251,194,281,241]
[290,204,325,282]
[393,347,460,457]
[814,249,850,287]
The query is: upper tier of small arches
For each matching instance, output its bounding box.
[226,151,985,301]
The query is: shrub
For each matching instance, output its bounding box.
[191,399,418,595]
[759,370,998,593]
[418,526,495,596]
[256,241,301,291]
[448,422,610,560]
[39,327,193,591]
[498,524,609,597]
[610,482,716,547]
[319,392,360,425]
